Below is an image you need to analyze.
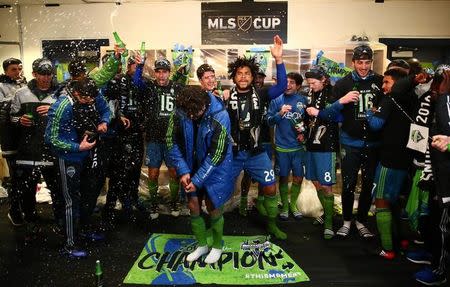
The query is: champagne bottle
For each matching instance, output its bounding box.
[140,41,146,61]
[95,260,104,287]
[216,80,222,92]
[353,82,361,119]
[113,31,128,57]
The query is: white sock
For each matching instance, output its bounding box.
[355,220,364,230]
[204,248,222,264]
[186,245,209,262]
[343,220,351,228]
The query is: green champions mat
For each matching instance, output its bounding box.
[124,233,310,285]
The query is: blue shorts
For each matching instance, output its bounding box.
[232,151,275,186]
[305,151,337,185]
[145,142,174,168]
[275,149,305,177]
[373,163,408,203]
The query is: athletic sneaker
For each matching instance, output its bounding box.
[133,199,149,214]
[414,267,447,286]
[79,231,106,242]
[51,224,65,238]
[149,203,159,220]
[24,212,41,223]
[406,250,432,265]
[414,238,425,245]
[61,245,88,258]
[375,248,395,260]
[170,202,180,217]
[400,208,409,220]
[279,211,289,221]
[7,211,24,226]
[25,222,42,236]
[413,232,425,245]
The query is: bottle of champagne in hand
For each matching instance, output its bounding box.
[140,41,146,62]
[113,31,128,57]
[95,259,104,287]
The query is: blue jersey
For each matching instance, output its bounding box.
[267,93,308,151]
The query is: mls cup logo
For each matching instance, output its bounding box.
[241,235,271,260]
[237,16,252,32]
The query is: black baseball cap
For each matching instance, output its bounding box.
[69,77,98,99]
[2,58,22,71]
[257,68,266,77]
[387,59,410,71]
[433,64,450,83]
[352,45,373,61]
[154,58,171,71]
[32,58,53,75]
[68,58,87,77]
[305,65,328,80]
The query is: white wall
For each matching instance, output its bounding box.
[1,0,449,78]
[0,7,20,41]
[0,7,21,67]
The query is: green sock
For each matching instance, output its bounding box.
[239,196,248,216]
[289,183,301,212]
[323,193,334,230]
[210,214,224,249]
[376,208,393,250]
[264,195,287,240]
[191,215,207,246]
[148,180,159,202]
[256,195,267,216]
[279,183,289,213]
[169,178,179,203]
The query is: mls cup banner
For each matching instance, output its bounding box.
[201,2,288,45]
[124,233,309,285]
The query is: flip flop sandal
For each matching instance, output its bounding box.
[336,225,350,237]
[279,211,289,221]
[292,211,303,220]
[324,228,335,240]
[313,216,324,226]
[358,226,374,238]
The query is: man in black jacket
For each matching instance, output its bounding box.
[102,57,145,224]
[10,58,60,232]
[414,65,450,286]
[332,45,382,239]
[367,68,410,259]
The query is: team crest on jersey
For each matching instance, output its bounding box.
[296,102,306,111]
[66,166,76,178]
[411,130,425,143]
